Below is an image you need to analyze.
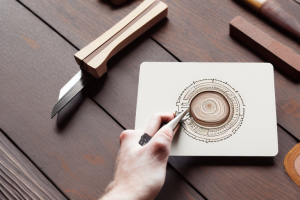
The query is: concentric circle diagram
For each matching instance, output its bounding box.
[176,79,245,143]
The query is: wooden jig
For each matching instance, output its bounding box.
[74,0,168,78]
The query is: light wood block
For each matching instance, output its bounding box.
[75,0,168,78]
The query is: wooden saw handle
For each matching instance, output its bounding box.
[74,0,168,78]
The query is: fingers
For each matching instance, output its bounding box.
[144,113,175,137]
[148,126,173,160]
[148,117,180,160]
[119,113,178,152]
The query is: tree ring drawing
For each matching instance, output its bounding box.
[176,79,245,143]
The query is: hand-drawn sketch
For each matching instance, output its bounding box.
[176,79,245,143]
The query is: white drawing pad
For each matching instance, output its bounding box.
[135,62,278,156]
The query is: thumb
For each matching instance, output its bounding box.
[148,126,174,160]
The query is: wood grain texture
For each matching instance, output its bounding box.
[230,16,300,79]
[284,142,300,187]
[20,0,300,140]
[0,1,203,200]
[16,0,300,198]
[0,1,121,199]
[190,91,230,127]
[74,0,156,64]
[0,131,67,200]
[84,0,168,78]
[169,127,300,199]
[20,0,177,129]
[148,0,300,140]
[157,165,204,200]
[259,0,300,40]
[150,0,300,61]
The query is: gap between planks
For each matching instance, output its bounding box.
[0,128,70,200]
[14,0,300,199]
[13,0,208,199]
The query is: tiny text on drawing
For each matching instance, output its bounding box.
[176,79,245,143]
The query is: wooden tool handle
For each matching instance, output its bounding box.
[239,0,267,12]
[74,0,168,78]
[239,0,300,40]
[259,0,300,40]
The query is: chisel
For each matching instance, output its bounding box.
[51,0,168,118]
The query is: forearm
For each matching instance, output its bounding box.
[99,113,176,200]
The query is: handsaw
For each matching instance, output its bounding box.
[51,0,168,118]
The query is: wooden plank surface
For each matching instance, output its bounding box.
[149,0,300,140]
[19,0,177,129]
[19,0,300,139]
[0,1,121,199]
[169,127,300,199]
[0,130,67,200]
[85,34,177,128]
[230,16,300,79]
[0,1,203,200]
[16,0,300,199]
[20,0,142,50]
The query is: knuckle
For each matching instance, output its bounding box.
[119,130,133,143]
[151,139,169,155]
[149,128,173,157]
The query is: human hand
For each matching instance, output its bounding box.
[100,113,179,200]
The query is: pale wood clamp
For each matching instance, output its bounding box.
[74,0,168,78]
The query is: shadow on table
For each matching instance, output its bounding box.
[156,164,201,200]
[230,33,300,84]
[233,0,300,45]
[55,10,169,130]
[232,0,300,83]
[85,21,168,98]
[99,0,135,8]
[169,156,274,167]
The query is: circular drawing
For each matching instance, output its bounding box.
[176,79,245,143]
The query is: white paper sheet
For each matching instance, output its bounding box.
[135,62,278,156]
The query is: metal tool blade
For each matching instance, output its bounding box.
[165,108,189,130]
[51,69,95,118]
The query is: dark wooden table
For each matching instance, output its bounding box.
[1,0,300,199]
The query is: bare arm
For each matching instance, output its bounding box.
[100,113,178,200]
